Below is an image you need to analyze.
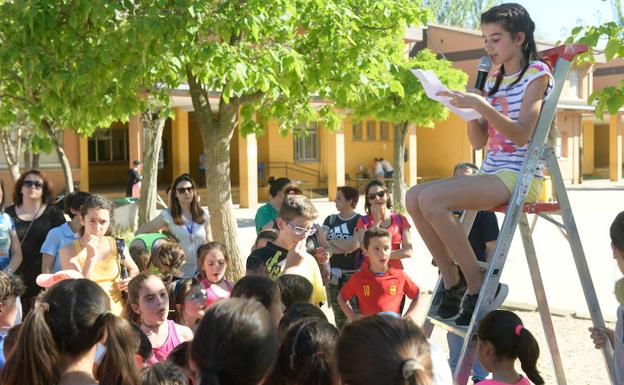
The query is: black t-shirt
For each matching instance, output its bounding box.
[126,168,141,197]
[246,242,289,279]
[6,204,66,311]
[468,211,499,262]
[322,213,361,270]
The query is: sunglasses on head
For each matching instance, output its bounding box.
[23,180,43,189]
[368,191,386,200]
[185,290,207,303]
[177,186,194,194]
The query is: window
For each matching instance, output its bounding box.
[294,122,318,161]
[88,126,128,162]
[352,121,362,141]
[379,122,389,140]
[567,70,580,99]
[367,121,376,141]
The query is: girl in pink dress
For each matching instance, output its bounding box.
[197,242,233,308]
[477,310,544,385]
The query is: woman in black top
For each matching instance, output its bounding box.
[6,170,65,314]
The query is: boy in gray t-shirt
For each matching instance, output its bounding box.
[589,211,624,384]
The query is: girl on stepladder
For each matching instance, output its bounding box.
[406,3,553,326]
[476,310,544,385]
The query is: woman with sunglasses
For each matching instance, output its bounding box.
[5,170,65,315]
[137,174,211,278]
[355,180,412,270]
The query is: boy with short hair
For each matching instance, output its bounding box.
[0,271,25,369]
[246,195,327,305]
[338,227,420,321]
[589,211,624,383]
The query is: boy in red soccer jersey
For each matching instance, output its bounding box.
[338,227,419,321]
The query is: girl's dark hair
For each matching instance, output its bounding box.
[478,310,544,385]
[481,3,542,96]
[2,279,140,385]
[610,211,624,253]
[64,191,91,218]
[169,174,206,226]
[337,315,432,385]
[168,341,191,370]
[337,186,359,208]
[277,274,313,311]
[140,362,188,385]
[191,298,278,385]
[130,323,153,362]
[269,319,339,385]
[197,241,229,280]
[278,302,328,340]
[268,177,293,197]
[12,170,54,206]
[169,277,201,324]
[364,179,392,214]
[231,275,280,310]
[79,195,114,236]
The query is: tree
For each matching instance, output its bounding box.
[422,0,500,29]
[567,20,624,119]
[344,49,468,211]
[146,0,430,279]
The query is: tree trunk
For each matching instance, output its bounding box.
[392,122,409,213]
[0,128,22,182]
[138,105,166,227]
[42,120,74,193]
[24,149,32,170]
[186,69,244,280]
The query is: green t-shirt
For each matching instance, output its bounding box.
[255,203,279,233]
[130,233,168,255]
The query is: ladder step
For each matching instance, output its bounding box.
[426,315,468,337]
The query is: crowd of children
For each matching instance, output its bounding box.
[0,3,619,385]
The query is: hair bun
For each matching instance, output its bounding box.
[267,176,276,185]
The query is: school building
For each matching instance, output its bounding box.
[0,24,622,206]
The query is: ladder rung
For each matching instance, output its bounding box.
[426,316,468,337]
[490,202,561,214]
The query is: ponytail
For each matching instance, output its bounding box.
[516,327,545,385]
[401,359,432,385]
[1,303,60,385]
[95,313,141,385]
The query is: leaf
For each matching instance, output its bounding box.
[605,38,620,60]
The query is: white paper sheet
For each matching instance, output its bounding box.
[410,69,482,122]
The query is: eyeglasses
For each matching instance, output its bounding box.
[287,221,316,237]
[368,191,386,200]
[177,186,194,194]
[23,180,43,189]
[185,290,207,303]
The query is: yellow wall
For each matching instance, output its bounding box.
[595,124,610,168]
[582,120,595,175]
[342,117,393,180]
[417,113,472,179]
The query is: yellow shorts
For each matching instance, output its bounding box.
[489,170,543,204]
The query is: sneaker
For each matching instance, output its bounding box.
[455,283,509,326]
[454,293,479,326]
[436,278,467,319]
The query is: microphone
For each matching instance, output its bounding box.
[475,56,492,92]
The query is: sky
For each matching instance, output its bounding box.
[512,0,617,43]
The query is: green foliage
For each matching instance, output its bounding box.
[346,49,468,127]
[422,0,500,29]
[567,20,624,118]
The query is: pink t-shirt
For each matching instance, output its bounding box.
[479,376,532,385]
[148,320,182,364]
[200,278,234,308]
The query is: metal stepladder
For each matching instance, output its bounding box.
[422,44,616,385]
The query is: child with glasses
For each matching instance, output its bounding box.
[197,241,233,309]
[169,278,207,330]
[246,195,327,306]
[355,180,412,270]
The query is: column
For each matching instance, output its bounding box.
[172,108,190,177]
[79,135,89,191]
[326,130,345,201]
[238,133,258,208]
[610,113,622,182]
[405,124,418,187]
[128,114,143,168]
